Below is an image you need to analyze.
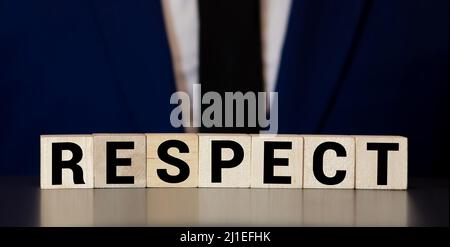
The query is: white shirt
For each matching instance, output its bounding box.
[161,0,292,95]
[161,0,291,132]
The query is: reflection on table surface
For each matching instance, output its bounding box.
[0,177,448,227]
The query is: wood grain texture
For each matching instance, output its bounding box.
[198,134,251,188]
[93,134,146,188]
[355,136,407,190]
[303,135,355,189]
[41,135,94,189]
[146,133,198,187]
[251,135,303,188]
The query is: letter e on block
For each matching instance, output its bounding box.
[93,134,146,188]
[41,135,94,189]
[251,135,303,188]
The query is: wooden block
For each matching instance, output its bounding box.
[355,136,407,190]
[303,135,355,189]
[41,135,93,189]
[146,133,198,187]
[93,134,146,188]
[198,134,251,188]
[251,135,303,188]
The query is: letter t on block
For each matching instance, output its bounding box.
[40,135,94,189]
[355,136,408,190]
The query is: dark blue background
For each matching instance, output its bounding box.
[0,0,448,177]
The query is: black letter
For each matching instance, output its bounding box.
[313,142,347,185]
[367,143,399,185]
[52,142,85,185]
[157,140,191,183]
[263,141,292,184]
[106,142,134,184]
[211,140,244,183]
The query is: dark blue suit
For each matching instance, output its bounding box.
[0,0,448,176]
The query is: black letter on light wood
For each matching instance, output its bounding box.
[367,143,399,185]
[313,142,347,185]
[263,141,292,184]
[211,140,244,183]
[52,142,85,185]
[106,142,134,184]
[157,140,191,183]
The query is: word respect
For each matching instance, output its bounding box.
[40,134,407,190]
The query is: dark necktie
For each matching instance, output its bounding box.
[198,0,263,133]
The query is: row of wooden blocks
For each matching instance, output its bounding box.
[41,134,408,190]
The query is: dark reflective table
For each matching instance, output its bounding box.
[0,177,447,226]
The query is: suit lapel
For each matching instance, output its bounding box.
[91,0,368,133]
[92,0,180,132]
[277,0,370,133]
